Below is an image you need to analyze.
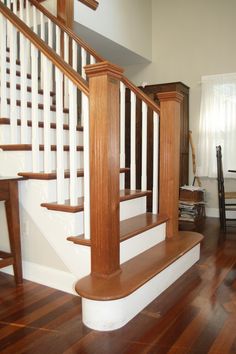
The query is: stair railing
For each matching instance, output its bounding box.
[0,1,91,237]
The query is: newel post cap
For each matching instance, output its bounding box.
[85,61,124,79]
[157,91,184,103]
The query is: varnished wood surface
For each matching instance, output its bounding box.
[0,218,236,353]
[75,232,203,300]
[67,212,169,246]
[0,144,83,152]
[18,168,129,180]
[0,219,236,354]
[79,0,99,10]
[41,189,151,213]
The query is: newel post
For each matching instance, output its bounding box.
[157,91,183,238]
[85,61,124,277]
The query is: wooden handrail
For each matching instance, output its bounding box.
[29,0,104,63]
[122,77,160,114]
[0,2,89,96]
[79,0,99,10]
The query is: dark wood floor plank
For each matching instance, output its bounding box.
[0,218,236,353]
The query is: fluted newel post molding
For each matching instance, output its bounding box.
[157,91,184,238]
[85,61,124,277]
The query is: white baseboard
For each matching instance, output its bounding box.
[0,261,77,295]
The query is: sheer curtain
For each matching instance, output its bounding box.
[197,72,236,178]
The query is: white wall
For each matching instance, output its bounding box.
[125,0,236,211]
[74,0,152,62]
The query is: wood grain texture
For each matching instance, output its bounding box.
[0,2,89,95]
[40,189,147,213]
[0,144,83,152]
[67,212,169,246]
[86,62,123,277]
[75,231,203,300]
[158,91,183,238]
[57,0,73,29]
[78,0,99,10]
[0,218,236,353]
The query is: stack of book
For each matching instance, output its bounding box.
[179,186,205,223]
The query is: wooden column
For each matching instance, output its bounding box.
[57,0,74,28]
[157,91,183,238]
[85,61,124,278]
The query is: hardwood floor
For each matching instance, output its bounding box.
[0,217,236,353]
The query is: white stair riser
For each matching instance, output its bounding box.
[120,223,166,263]
[0,150,84,175]
[0,124,83,145]
[120,196,147,220]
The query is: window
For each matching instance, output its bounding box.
[197,73,236,178]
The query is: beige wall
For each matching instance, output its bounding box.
[74,0,152,61]
[125,0,236,213]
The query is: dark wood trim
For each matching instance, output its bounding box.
[67,212,169,246]
[0,2,89,96]
[158,91,183,238]
[75,232,203,300]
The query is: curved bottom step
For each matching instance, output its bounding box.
[76,232,203,331]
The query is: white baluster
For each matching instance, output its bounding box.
[31,43,40,172]
[68,81,77,206]
[6,0,11,8]
[33,5,38,34]
[26,0,30,26]
[40,12,45,41]
[19,0,24,21]
[152,112,159,214]
[56,26,61,56]
[82,93,90,239]
[42,54,51,173]
[90,55,96,65]
[120,82,126,190]
[48,19,53,91]
[141,101,148,191]
[20,34,28,143]
[130,91,136,190]
[9,21,17,143]
[55,67,65,204]
[63,32,69,109]
[0,14,7,118]
[72,40,78,71]
[12,0,17,14]
[81,47,86,79]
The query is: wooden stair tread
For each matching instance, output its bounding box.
[67,212,169,246]
[18,168,129,180]
[0,144,83,152]
[6,98,69,114]
[75,231,203,301]
[41,189,151,213]
[0,118,83,131]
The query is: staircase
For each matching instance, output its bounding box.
[0,0,203,331]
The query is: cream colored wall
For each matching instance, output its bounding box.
[125,0,236,213]
[74,0,152,61]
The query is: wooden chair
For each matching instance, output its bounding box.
[216,145,236,232]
